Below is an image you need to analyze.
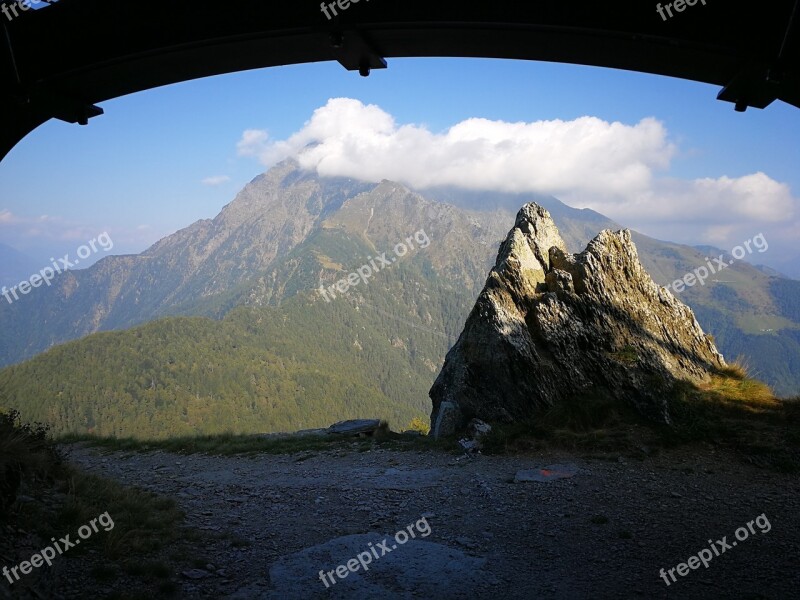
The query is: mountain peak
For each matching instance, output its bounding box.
[493,203,568,286]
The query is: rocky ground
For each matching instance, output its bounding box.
[6,442,800,599]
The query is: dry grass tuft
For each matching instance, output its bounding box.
[482,362,800,472]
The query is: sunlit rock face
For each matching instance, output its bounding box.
[430,203,725,437]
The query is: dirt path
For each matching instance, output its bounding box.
[60,444,800,599]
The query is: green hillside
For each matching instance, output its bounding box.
[0,298,425,438]
[0,229,477,438]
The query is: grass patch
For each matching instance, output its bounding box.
[15,465,186,559]
[0,409,61,514]
[657,370,799,471]
[59,431,359,456]
[2,407,190,596]
[59,428,453,457]
[610,345,639,364]
[482,362,800,472]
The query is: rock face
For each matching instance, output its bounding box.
[429,203,726,437]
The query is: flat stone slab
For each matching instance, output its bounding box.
[246,533,492,599]
[257,428,328,439]
[514,463,580,483]
[327,419,383,436]
[255,420,383,440]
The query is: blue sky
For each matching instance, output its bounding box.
[1,57,799,273]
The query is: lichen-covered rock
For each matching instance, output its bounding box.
[430,203,725,437]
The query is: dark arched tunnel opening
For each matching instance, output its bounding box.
[1,0,799,161]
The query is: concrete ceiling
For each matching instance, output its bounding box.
[1,0,797,160]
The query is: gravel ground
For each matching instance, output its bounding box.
[15,443,800,599]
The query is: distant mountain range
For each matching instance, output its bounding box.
[0,243,39,290]
[1,160,798,438]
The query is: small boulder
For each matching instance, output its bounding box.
[467,418,492,440]
[327,419,383,436]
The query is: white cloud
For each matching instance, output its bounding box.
[201,175,231,186]
[238,98,798,252]
[584,172,793,222]
[237,129,271,158]
[240,98,674,198]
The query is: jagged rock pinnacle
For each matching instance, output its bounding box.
[430,203,725,437]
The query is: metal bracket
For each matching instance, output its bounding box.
[330,30,387,77]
